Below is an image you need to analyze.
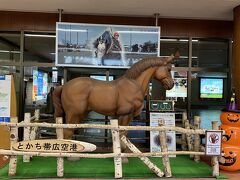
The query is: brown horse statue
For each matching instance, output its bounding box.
[52,55,175,152]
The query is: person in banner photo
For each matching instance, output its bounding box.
[93,29,123,66]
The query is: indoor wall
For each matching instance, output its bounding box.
[0,10,233,147]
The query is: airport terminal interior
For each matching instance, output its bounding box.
[1,0,240,179]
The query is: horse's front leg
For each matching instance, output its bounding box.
[118,114,132,163]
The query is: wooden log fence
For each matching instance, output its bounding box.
[110,120,122,178]
[0,114,224,179]
[121,135,164,177]
[212,121,220,177]
[158,119,171,177]
[56,117,64,177]
[181,112,187,150]
[8,117,18,176]
[0,122,207,134]
[193,116,201,162]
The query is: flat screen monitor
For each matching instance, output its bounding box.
[90,75,114,81]
[200,78,224,99]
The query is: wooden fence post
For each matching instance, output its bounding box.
[8,117,18,176]
[194,116,201,162]
[35,109,40,120]
[110,119,122,178]
[212,121,219,177]
[30,109,40,140]
[56,117,64,177]
[158,119,172,177]
[181,112,187,150]
[184,119,193,158]
[23,113,31,162]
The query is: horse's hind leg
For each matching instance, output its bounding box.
[64,112,83,140]
[64,112,84,161]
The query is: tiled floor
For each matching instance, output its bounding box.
[220,170,240,180]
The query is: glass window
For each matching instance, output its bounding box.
[160,38,189,67]
[190,71,228,129]
[192,39,229,68]
[24,33,56,63]
[24,66,63,114]
[0,33,20,62]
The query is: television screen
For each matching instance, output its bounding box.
[200,78,223,99]
[90,75,114,81]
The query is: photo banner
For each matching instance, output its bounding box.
[56,22,160,68]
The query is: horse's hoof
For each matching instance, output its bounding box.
[67,157,80,161]
[122,157,129,164]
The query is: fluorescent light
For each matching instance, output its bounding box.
[179,39,199,42]
[0,50,20,53]
[160,39,199,42]
[50,53,55,55]
[24,34,56,38]
[57,28,87,32]
[161,39,177,41]
[180,56,198,59]
[118,30,158,34]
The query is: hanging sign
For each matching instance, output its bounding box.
[0,75,11,122]
[205,130,222,156]
[149,100,174,111]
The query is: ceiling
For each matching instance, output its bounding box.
[0,0,240,20]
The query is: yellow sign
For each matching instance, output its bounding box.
[12,139,96,153]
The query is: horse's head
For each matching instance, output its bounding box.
[154,55,174,90]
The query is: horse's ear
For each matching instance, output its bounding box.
[174,50,180,59]
[166,50,180,64]
[165,54,175,64]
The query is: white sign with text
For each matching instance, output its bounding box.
[206,130,222,156]
[150,112,176,157]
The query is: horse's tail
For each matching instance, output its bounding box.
[52,86,64,118]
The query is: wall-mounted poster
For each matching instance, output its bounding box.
[32,70,48,102]
[150,112,176,157]
[56,22,160,68]
[0,75,11,122]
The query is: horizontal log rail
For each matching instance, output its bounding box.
[0,121,211,135]
[0,149,209,158]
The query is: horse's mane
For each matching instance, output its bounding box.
[124,57,171,79]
